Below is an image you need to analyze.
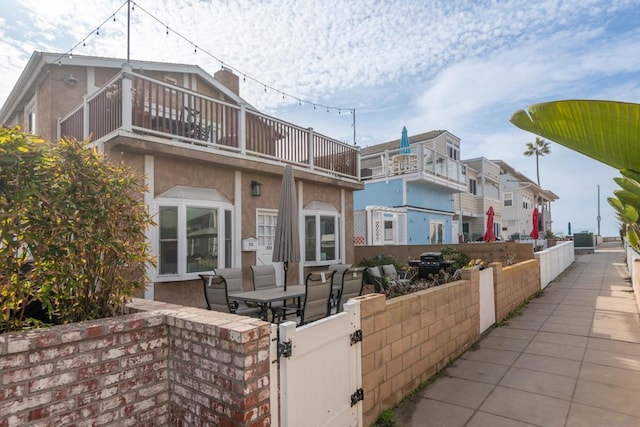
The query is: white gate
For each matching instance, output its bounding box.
[277,300,363,427]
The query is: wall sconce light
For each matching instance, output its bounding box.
[65,74,78,86]
[251,180,261,197]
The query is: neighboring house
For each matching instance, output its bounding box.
[1,51,362,307]
[456,157,503,242]
[354,130,467,245]
[493,160,558,239]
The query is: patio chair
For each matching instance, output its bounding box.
[328,263,352,311]
[250,264,277,290]
[300,270,335,325]
[336,267,365,312]
[199,274,260,317]
[250,264,291,321]
[215,267,253,311]
[366,266,388,293]
[381,264,416,285]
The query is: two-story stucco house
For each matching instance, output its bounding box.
[353,130,467,245]
[493,160,558,240]
[1,51,362,308]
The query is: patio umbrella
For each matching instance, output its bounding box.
[530,208,540,239]
[272,164,300,291]
[568,222,572,236]
[483,206,496,242]
[400,126,411,154]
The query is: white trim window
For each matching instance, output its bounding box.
[522,195,532,209]
[25,97,36,134]
[430,220,445,244]
[154,186,233,281]
[504,192,513,207]
[304,202,340,265]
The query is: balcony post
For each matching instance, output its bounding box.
[121,64,133,132]
[82,94,89,141]
[239,103,247,154]
[417,143,424,172]
[307,127,315,170]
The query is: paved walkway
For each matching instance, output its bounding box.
[393,242,640,426]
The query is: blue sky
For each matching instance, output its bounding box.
[2,0,640,237]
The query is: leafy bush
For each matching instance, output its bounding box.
[1,127,155,332]
[440,247,470,274]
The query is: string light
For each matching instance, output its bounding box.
[52,0,355,116]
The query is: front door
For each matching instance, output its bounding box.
[256,209,284,286]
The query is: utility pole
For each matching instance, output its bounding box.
[597,184,601,236]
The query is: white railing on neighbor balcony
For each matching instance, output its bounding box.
[58,67,359,179]
[359,143,466,186]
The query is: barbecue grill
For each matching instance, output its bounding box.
[409,252,453,279]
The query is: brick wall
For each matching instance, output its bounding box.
[0,300,272,427]
[491,259,540,322]
[358,270,480,427]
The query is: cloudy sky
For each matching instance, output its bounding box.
[2,0,639,237]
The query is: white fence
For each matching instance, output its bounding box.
[534,240,575,289]
[626,244,640,313]
[277,300,363,427]
[479,268,495,333]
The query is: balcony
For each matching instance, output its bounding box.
[360,143,467,190]
[58,68,359,179]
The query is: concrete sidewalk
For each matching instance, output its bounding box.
[393,243,640,426]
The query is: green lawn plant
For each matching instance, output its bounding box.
[1,126,155,332]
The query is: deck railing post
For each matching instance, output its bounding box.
[417,143,424,172]
[308,127,315,170]
[82,94,89,141]
[121,64,133,132]
[239,103,247,154]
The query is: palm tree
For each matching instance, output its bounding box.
[523,137,551,185]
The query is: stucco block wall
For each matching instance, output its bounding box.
[358,274,480,427]
[491,259,540,322]
[0,300,271,427]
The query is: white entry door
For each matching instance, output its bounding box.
[452,220,459,243]
[257,210,284,286]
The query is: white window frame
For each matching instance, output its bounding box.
[430,220,445,244]
[469,178,477,195]
[303,209,340,266]
[446,139,460,160]
[153,197,233,282]
[504,192,513,207]
[25,97,36,134]
[522,195,531,209]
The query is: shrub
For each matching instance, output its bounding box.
[440,247,470,274]
[1,127,155,332]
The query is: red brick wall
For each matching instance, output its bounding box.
[0,300,272,426]
[358,269,480,426]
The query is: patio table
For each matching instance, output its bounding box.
[229,285,305,321]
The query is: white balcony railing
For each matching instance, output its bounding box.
[58,68,359,179]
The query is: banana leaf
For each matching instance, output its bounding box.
[510,100,640,173]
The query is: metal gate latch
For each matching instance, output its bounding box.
[278,339,293,358]
[350,388,364,406]
[350,329,362,345]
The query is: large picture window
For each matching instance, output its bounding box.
[155,186,232,280]
[304,203,340,264]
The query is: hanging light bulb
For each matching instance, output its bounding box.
[243,75,246,83]
[313,104,316,110]
[264,86,267,93]
[194,46,197,54]
[83,42,86,47]
[113,14,116,22]
[166,27,169,35]
[282,93,285,100]
[96,27,100,36]
[69,52,73,59]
